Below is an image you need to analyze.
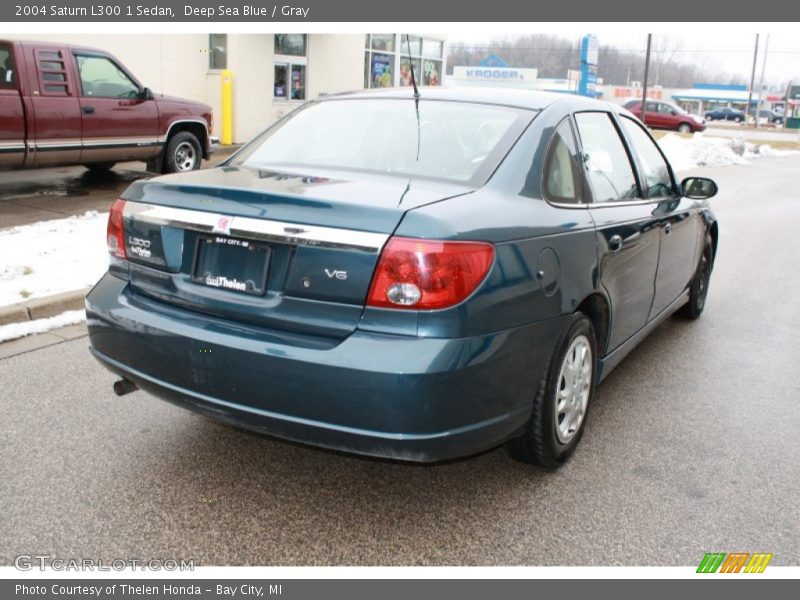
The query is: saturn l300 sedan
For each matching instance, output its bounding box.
[86,88,719,468]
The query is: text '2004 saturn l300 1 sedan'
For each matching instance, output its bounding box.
[86,87,719,467]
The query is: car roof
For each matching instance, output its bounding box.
[318,86,618,113]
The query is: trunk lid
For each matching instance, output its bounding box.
[119,165,472,339]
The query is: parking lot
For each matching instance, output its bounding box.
[0,156,799,566]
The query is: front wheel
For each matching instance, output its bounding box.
[679,237,713,319]
[678,123,692,134]
[163,132,202,173]
[506,314,597,468]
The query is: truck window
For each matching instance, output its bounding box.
[34,49,71,95]
[0,43,16,89]
[75,54,139,99]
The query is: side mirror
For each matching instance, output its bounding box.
[681,177,718,200]
[138,87,154,101]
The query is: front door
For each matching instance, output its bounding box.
[574,111,660,352]
[618,115,702,318]
[71,52,160,164]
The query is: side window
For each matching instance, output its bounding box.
[35,49,71,96]
[543,119,582,204]
[75,55,139,99]
[0,44,16,89]
[620,116,675,198]
[574,112,640,203]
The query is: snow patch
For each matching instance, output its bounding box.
[0,310,85,343]
[659,133,799,172]
[0,211,108,307]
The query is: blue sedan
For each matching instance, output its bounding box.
[87,88,719,467]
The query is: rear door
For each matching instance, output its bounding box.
[0,42,25,168]
[575,111,660,351]
[619,115,702,318]
[27,45,82,166]
[71,51,160,163]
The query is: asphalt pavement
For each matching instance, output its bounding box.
[0,157,798,566]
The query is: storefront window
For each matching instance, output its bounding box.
[422,39,443,59]
[275,34,307,57]
[370,34,395,53]
[274,63,306,100]
[422,59,441,87]
[399,57,421,88]
[209,34,227,70]
[364,34,444,89]
[368,52,393,88]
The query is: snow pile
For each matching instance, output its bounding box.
[0,310,85,343]
[0,211,108,306]
[658,133,798,172]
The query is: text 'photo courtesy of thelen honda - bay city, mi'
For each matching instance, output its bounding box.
[0,39,216,174]
[85,87,719,468]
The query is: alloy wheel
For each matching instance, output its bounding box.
[555,334,593,444]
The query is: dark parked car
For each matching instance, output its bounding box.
[756,109,783,125]
[623,99,706,133]
[86,88,719,468]
[704,107,746,122]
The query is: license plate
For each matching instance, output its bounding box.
[192,235,270,296]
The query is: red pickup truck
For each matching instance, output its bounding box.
[0,39,216,174]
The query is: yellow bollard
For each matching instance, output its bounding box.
[220,69,233,145]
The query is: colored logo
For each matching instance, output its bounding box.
[213,216,232,235]
[697,552,773,573]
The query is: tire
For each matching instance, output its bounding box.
[734,116,742,123]
[506,314,597,468]
[678,123,692,134]
[84,162,116,172]
[163,131,202,174]
[679,236,713,319]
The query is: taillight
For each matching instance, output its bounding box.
[367,237,494,310]
[107,199,127,259]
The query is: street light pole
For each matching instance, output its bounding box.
[641,34,652,127]
[746,34,760,126]
[755,33,770,130]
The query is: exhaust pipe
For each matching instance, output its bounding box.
[113,378,138,396]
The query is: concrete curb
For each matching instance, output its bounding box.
[0,287,90,326]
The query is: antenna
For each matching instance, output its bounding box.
[405,34,420,100]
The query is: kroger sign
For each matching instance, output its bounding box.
[453,66,538,82]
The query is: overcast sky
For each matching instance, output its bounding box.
[449,31,800,85]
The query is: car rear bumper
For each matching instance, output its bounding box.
[86,274,563,462]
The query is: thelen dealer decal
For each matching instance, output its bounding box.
[696,552,773,573]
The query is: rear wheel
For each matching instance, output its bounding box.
[163,131,202,173]
[506,314,597,468]
[679,237,713,319]
[678,123,692,134]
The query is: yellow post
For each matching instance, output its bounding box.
[220,69,233,145]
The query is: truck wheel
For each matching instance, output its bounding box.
[163,132,201,173]
[85,162,116,172]
[506,314,597,469]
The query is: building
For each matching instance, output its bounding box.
[4,33,446,143]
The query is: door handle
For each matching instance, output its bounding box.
[664,223,672,236]
[609,235,623,252]
[82,106,95,114]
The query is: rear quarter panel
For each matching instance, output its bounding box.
[391,102,600,340]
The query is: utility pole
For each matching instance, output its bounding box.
[746,34,760,126]
[641,34,652,127]
[754,33,769,130]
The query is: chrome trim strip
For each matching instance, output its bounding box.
[123,202,389,253]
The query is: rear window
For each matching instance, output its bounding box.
[0,43,16,89]
[232,98,532,184]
